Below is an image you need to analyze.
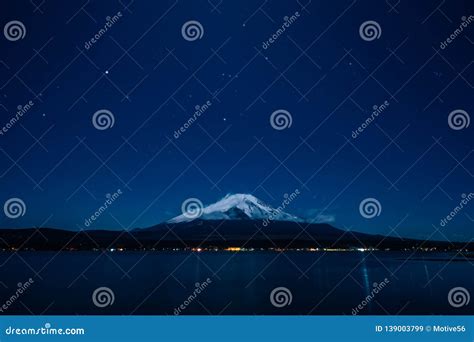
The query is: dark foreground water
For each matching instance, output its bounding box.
[0,251,472,315]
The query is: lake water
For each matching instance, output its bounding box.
[0,251,471,315]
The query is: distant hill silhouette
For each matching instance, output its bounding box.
[0,220,471,251]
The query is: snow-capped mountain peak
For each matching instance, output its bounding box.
[167,193,300,223]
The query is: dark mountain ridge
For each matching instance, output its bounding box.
[0,220,471,251]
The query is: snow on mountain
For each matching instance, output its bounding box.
[167,193,301,224]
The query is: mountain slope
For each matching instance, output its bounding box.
[167,193,301,223]
[2,220,469,251]
[0,195,471,250]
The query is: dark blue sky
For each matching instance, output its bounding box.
[0,0,472,241]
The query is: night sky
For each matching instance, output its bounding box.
[0,0,472,242]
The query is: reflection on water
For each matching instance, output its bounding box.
[0,251,471,315]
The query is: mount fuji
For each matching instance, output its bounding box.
[167,194,301,223]
[0,194,471,251]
